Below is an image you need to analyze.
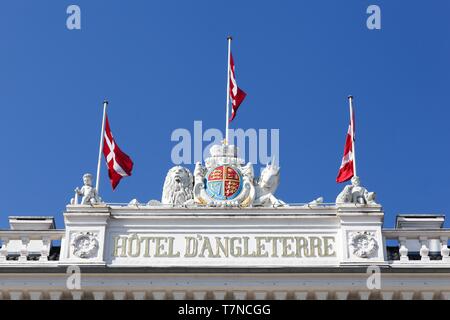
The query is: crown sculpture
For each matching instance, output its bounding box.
[160,143,285,207]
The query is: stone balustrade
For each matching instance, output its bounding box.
[383,229,450,264]
[0,230,65,264]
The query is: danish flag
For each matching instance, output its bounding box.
[228,52,247,122]
[336,101,355,183]
[102,114,134,190]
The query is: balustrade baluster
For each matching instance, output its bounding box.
[419,237,430,262]
[39,236,50,262]
[399,237,409,261]
[441,236,450,263]
[0,237,9,262]
[18,237,30,262]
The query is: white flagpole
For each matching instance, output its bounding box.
[225,36,232,144]
[95,100,108,192]
[348,95,357,177]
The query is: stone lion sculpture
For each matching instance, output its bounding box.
[161,166,194,206]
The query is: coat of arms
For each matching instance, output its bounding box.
[206,165,243,200]
[160,143,285,207]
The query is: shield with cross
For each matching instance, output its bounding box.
[205,165,243,201]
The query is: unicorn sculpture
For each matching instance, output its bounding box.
[253,161,286,207]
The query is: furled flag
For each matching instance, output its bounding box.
[336,102,355,183]
[228,52,247,122]
[102,114,134,190]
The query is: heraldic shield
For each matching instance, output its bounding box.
[192,144,256,207]
[206,165,243,200]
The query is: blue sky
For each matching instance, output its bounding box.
[0,0,449,229]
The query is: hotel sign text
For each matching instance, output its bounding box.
[112,234,336,259]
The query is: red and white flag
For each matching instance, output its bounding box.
[336,102,355,183]
[102,114,134,190]
[228,52,247,122]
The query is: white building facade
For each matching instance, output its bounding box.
[0,144,449,300]
[1,201,450,300]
